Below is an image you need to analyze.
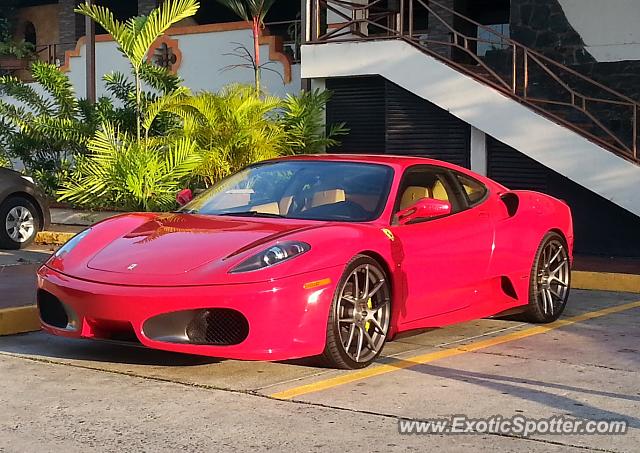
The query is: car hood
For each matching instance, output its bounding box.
[85,213,318,276]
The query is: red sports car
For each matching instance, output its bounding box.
[37,155,573,369]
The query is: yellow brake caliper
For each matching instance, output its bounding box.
[365,297,373,331]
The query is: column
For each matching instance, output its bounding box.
[470,126,487,176]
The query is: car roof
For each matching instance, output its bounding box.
[270,153,465,171]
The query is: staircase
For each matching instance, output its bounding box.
[302,0,640,217]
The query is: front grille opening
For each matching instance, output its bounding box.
[37,290,68,328]
[186,309,249,346]
[88,319,141,344]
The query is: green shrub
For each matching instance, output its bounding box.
[58,124,201,211]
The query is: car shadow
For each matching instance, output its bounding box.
[381,359,640,429]
[0,332,222,367]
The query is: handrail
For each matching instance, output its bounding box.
[307,0,640,164]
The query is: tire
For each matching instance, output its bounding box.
[320,255,391,369]
[0,196,40,249]
[523,232,571,323]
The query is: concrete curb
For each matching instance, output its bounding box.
[0,271,636,338]
[35,231,75,245]
[572,271,640,294]
[0,306,39,336]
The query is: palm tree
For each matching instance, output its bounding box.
[216,0,276,93]
[75,0,200,141]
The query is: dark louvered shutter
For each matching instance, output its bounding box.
[326,77,386,153]
[385,81,470,167]
[487,136,548,191]
[325,76,470,167]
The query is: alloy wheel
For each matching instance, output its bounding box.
[536,239,570,316]
[6,206,36,244]
[335,263,391,363]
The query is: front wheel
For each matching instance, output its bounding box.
[320,255,391,369]
[524,232,571,323]
[0,196,40,249]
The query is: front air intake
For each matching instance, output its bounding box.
[186,309,249,345]
[37,290,69,329]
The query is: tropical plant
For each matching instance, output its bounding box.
[149,84,349,187]
[0,61,96,194]
[0,61,181,194]
[216,0,276,93]
[167,84,286,185]
[0,39,35,59]
[58,123,201,211]
[281,89,348,155]
[75,0,200,141]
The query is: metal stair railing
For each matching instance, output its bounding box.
[307,0,640,164]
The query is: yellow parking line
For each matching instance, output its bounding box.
[271,300,640,400]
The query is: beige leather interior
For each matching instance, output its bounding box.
[400,186,430,210]
[278,195,293,215]
[251,202,281,215]
[311,189,345,208]
[432,180,449,201]
[214,192,251,209]
[347,194,378,212]
[399,179,451,210]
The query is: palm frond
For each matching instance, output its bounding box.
[0,75,53,115]
[30,61,79,118]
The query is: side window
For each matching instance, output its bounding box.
[396,167,463,214]
[455,173,488,207]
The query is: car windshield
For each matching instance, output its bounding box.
[181,160,394,222]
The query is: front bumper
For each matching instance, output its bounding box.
[37,265,343,361]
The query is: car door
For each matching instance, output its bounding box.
[391,166,494,326]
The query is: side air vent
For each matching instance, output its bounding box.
[37,290,69,329]
[500,192,520,218]
[500,276,519,300]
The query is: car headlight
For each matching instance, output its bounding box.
[53,228,92,258]
[230,241,310,273]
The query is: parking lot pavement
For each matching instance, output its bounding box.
[0,289,638,452]
[0,246,53,309]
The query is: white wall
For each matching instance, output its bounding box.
[63,26,301,99]
[302,40,640,217]
[558,0,640,62]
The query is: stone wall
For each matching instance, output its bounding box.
[574,61,640,103]
[427,0,455,59]
[510,0,594,65]
[510,0,640,102]
[57,0,81,60]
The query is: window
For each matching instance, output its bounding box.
[455,173,488,206]
[182,161,394,222]
[24,22,36,46]
[395,166,463,215]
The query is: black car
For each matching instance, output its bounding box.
[0,168,50,249]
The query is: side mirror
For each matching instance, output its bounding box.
[176,188,193,206]
[396,198,451,225]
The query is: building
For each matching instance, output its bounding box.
[2,0,640,256]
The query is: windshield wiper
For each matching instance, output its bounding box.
[217,211,286,219]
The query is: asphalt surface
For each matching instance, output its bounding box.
[0,287,638,452]
[0,246,53,309]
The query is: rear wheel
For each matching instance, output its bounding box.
[0,196,40,249]
[524,232,571,323]
[321,255,391,369]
